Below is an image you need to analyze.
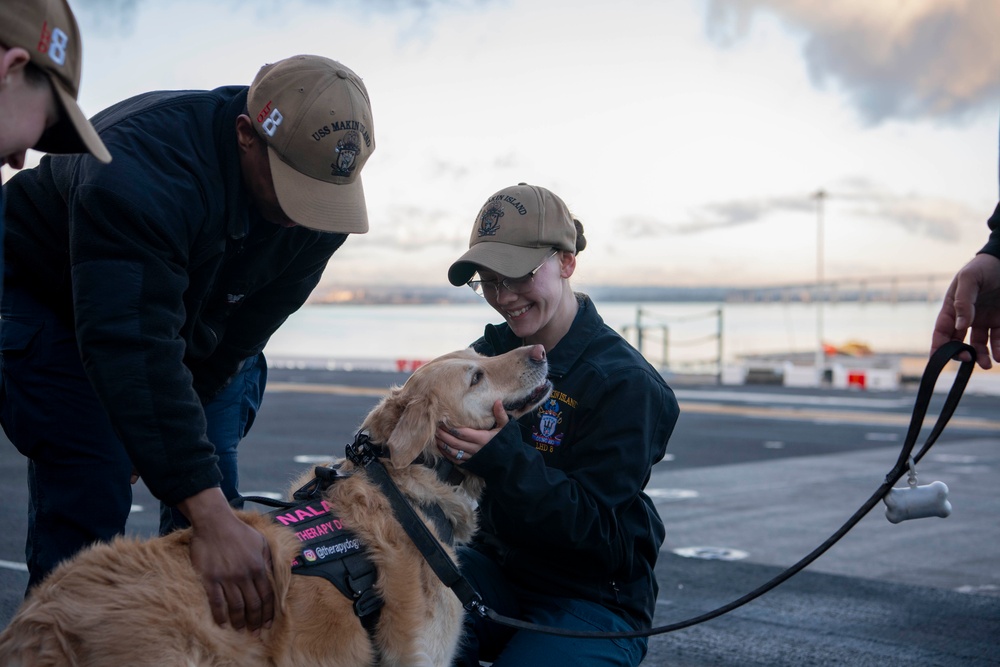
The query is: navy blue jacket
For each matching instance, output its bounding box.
[980,202,1000,259]
[462,294,679,629]
[1,86,346,506]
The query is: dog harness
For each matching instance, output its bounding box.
[264,447,460,636]
[266,469,383,632]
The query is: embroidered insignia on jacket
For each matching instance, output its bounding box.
[532,398,564,451]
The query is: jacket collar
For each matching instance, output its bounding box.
[216,87,251,241]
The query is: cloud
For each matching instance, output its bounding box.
[704,0,1000,124]
[74,0,142,33]
[616,194,816,236]
[616,185,974,242]
[430,158,471,181]
[691,195,816,231]
[831,188,972,242]
[614,215,673,238]
[366,204,467,251]
[75,0,496,36]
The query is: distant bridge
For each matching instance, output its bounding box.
[617,272,956,379]
[724,273,953,304]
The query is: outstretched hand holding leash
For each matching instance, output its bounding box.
[932,253,1000,369]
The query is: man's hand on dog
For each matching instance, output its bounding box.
[178,488,276,633]
[437,399,509,463]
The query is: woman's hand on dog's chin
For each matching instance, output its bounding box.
[436,400,509,463]
[491,400,510,432]
[178,488,276,634]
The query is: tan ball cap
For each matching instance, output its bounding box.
[248,55,375,233]
[448,183,577,286]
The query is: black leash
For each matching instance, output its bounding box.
[344,433,486,613]
[885,342,976,483]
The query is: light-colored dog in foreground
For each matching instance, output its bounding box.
[0,345,552,667]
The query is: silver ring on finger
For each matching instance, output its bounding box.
[455,450,464,461]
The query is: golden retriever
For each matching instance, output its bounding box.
[0,344,552,667]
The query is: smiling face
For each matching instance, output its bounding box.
[478,251,579,351]
[362,345,553,468]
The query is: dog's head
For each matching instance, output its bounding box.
[362,344,552,468]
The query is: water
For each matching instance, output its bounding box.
[264,298,944,373]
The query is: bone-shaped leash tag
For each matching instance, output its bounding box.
[883,456,952,524]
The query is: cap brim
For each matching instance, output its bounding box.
[35,79,111,163]
[448,243,553,286]
[268,146,369,234]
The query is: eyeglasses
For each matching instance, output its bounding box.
[467,250,559,298]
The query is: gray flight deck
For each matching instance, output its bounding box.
[1,367,997,665]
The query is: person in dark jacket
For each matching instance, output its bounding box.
[931,201,1000,368]
[439,183,679,666]
[0,54,375,633]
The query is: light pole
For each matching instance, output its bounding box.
[812,189,826,385]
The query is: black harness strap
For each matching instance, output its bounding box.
[259,467,386,637]
[341,552,383,631]
[345,433,485,614]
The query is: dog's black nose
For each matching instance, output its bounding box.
[529,344,546,364]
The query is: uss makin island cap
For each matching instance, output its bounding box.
[0,0,111,162]
[448,183,577,286]
[248,55,375,233]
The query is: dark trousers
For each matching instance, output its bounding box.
[454,546,648,667]
[0,282,266,590]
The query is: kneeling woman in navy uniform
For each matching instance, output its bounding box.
[439,183,680,666]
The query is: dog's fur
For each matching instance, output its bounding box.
[0,345,552,667]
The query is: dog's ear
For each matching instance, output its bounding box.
[386,394,439,468]
[363,386,406,445]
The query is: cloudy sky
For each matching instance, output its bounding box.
[4,0,998,290]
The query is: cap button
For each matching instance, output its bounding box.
[336,69,349,79]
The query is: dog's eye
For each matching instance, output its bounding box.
[470,370,484,386]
